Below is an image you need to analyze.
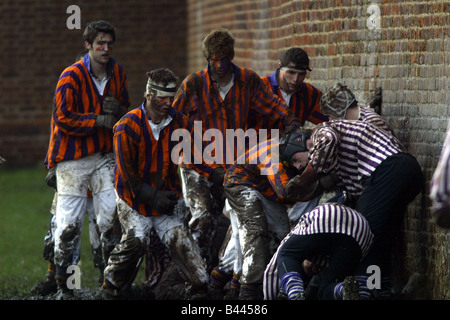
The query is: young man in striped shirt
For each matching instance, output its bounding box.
[259,47,329,223]
[172,29,301,274]
[285,118,423,299]
[102,68,213,299]
[259,47,328,130]
[46,20,130,299]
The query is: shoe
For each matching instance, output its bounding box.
[239,284,261,300]
[342,276,360,300]
[53,287,75,300]
[31,278,57,296]
[209,267,233,289]
[208,284,225,300]
[98,280,121,300]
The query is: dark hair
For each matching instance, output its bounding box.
[202,29,235,60]
[82,20,116,45]
[280,47,310,68]
[146,68,178,87]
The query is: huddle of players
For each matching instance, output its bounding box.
[33,20,426,301]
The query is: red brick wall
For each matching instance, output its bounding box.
[0,0,187,167]
[185,0,449,299]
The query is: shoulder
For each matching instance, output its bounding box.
[59,61,87,79]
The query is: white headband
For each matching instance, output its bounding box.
[146,81,177,97]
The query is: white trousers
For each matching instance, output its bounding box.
[54,153,117,269]
[104,196,208,289]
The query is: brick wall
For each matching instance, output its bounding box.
[0,0,187,167]
[186,0,449,299]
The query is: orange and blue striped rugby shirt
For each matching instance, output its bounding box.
[46,53,130,168]
[258,70,328,130]
[173,63,300,170]
[224,138,296,203]
[113,103,214,217]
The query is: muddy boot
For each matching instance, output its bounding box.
[239,284,261,300]
[98,279,121,300]
[342,276,360,300]
[54,266,74,300]
[208,267,233,299]
[190,283,209,300]
[31,261,58,296]
[223,273,240,300]
[97,263,105,287]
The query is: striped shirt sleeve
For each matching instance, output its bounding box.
[224,138,293,202]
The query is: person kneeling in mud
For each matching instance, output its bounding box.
[101,68,213,299]
[263,202,374,300]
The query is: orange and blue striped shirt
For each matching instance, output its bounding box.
[224,138,296,202]
[46,53,130,168]
[173,63,299,170]
[113,103,213,217]
[259,70,328,130]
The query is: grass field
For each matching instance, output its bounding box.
[0,167,117,299]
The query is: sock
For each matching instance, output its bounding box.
[230,273,241,292]
[46,261,56,281]
[280,271,305,300]
[209,267,232,289]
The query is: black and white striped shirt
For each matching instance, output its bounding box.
[358,106,395,136]
[263,203,373,300]
[309,120,404,196]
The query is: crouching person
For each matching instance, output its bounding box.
[264,203,374,300]
[102,68,211,299]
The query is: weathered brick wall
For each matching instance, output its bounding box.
[0,0,187,167]
[185,0,449,299]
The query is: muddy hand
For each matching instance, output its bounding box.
[153,190,178,215]
[103,93,122,116]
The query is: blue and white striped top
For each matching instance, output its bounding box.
[263,203,374,300]
[358,106,395,136]
[309,120,404,196]
[291,203,373,257]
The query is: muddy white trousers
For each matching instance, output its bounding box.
[104,196,209,290]
[53,153,117,270]
[45,192,99,266]
[224,184,291,286]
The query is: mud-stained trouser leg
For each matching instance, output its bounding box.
[152,199,209,292]
[54,194,87,285]
[54,153,118,285]
[86,196,105,276]
[225,185,289,289]
[218,199,242,277]
[224,185,270,288]
[104,197,150,289]
[179,167,218,269]
[42,192,58,263]
[90,153,120,268]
